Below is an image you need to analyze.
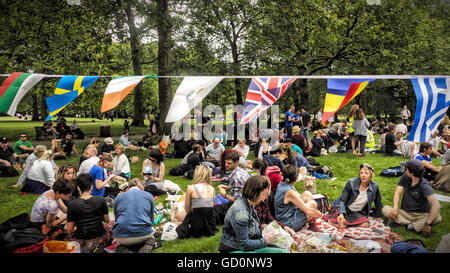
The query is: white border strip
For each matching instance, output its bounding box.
[0,74,449,79]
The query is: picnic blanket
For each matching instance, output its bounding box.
[312,217,391,241]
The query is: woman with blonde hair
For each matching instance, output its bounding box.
[175,165,218,239]
[113,143,131,180]
[21,150,56,194]
[323,163,383,228]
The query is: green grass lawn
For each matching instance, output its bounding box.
[0,118,448,252]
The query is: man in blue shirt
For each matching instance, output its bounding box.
[113,178,156,252]
[413,142,441,182]
[285,105,295,138]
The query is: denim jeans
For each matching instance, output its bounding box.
[356,135,367,155]
[301,128,310,144]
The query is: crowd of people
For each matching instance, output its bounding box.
[0,105,449,253]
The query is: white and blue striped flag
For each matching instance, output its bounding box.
[408,77,450,143]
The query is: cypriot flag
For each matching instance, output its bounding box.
[165,77,224,122]
[101,76,146,112]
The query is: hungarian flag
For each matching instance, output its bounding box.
[321,78,374,125]
[101,76,147,112]
[0,72,45,116]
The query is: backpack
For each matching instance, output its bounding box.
[380,166,404,177]
[169,164,188,176]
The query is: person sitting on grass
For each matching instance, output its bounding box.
[413,142,442,182]
[323,163,383,229]
[66,174,112,249]
[382,159,441,237]
[175,165,218,239]
[119,130,138,151]
[206,137,225,165]
[0,137,19,177]
[305,130,324,157]
[217,150,251,203]
[113,178,156,253]
[219,175,288,253]
[21,150,56,195]
[112,144,131,181]
[15,145,47,188]
[55,164,78,215]
[274,165,322,232]
[51,131,80,160]
[29,178,75,230]
[233,139,252,168]
[141,149,166,195]
[262,144,285,171]
[77,144,100,175]
[88,154,117,197]
[13,133,34,163]
[98,137,115,156]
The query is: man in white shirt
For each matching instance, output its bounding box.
[401,105,411,124]
[77,145,100,175]
[206,137,225,161]
[233,139,251,168]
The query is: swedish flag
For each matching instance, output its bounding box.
[45,76,99,120]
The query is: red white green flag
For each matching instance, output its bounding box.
[0,72,45,116]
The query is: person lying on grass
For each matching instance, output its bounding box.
[323,163,383,229]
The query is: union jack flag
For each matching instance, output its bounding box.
[240,77,296,124]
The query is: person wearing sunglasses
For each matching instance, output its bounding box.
[13,133,34,161]
[323,163,383,229]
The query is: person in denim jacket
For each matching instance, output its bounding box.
[325,163,383,228]
[219,176,287,253]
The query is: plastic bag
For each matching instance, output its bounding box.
[161,222,178,241]
[261,221,295,251]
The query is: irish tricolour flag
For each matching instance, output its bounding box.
[101,76,146,112]
[0,72,45,116]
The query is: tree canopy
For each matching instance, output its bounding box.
[0,0,448,126]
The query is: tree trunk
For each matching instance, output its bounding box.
[298,79,308,107]
[39,87,47,121]
[125,3,144,127]
[31,91,40,121]
[156,0,172,135]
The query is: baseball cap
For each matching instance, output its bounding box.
[143,165,153,174]
[104,137,113,145]
[406,159,424,172]
[0,137,7,144]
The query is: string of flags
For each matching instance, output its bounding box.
[0,72,448,142]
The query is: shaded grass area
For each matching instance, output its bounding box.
[0,121,448,252]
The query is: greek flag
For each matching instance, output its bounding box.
[408,77,450,143]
